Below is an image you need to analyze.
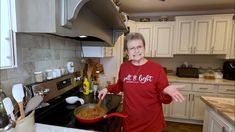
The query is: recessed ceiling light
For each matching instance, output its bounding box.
[79,35,87,38]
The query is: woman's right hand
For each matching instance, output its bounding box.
[98,88,108,100]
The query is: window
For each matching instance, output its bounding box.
[0,0,17,69]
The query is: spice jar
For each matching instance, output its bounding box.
[45,69,53,80]
[34,71,43,82]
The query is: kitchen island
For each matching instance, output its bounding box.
[201,96,235,132]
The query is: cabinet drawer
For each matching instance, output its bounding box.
[218,85,235,94]
[192,84,215,93]
[170,82,192,91]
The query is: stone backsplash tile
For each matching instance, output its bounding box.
[17,33,50,49]
[21,48,52,62]
[0,33,82,96]
[0,69,7,81]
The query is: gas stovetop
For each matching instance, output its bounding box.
[27,74,122,132]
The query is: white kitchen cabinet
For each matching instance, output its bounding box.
[135,22,154,57]
[204,106,235,132]
[169,91,191,119]
[175,14,233,55]
[227,20,235,59]
[82,46,113,58]
[152,22,174,57]
[135,22,174,57]
[169,83,216,121]
[10,0,56,32]
[211,15,233,54]
[169,82,192,119]
[189,84,216,121]
[0,0,17,69]
[128,20,136,33]
[217,85,235,98]
[175,16,213,54]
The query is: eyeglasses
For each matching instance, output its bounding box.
[128,45,144,52]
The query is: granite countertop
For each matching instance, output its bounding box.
[167,75,235,85]
[200,96,235,124]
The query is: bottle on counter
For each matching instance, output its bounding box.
[83,77,90,95]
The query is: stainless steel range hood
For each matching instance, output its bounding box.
[55,0,127,46]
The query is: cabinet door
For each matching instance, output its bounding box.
[169,92,190,119]
[162,104,169,117]
[228,21,235,59]
[176,19,194,54]
[194,18,213,54]
[128,20,136,33]
[0,0,17,69]
[190,93,215,121]
[136,23,153,57]
[208,111,230,132]
[211,17,233,54]
[153,23,174,57]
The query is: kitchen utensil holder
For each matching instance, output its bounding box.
[13,110,35,132]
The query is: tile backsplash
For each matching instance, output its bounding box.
[0,33,83,96]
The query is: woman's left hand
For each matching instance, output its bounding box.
[163,85,185,102]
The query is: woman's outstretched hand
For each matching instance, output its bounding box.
[98,88,108,100]
[163,85,185,102]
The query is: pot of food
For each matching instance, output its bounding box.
[74,103,127,123]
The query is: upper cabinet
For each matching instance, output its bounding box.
[152,22,174,57]
[1,0,17,69]
[9,0,127,46]
[228,21,235,59]
[10,0,56,32]
[136,22,154,57]
[135,22,175,57]
[211,15,233,54]
[175,16,213,54]
[175,14,233,55]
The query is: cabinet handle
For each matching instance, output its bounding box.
[189,94,191,101]
[211,46,214,54]
[199,88,208,90]
[222,126,228,132]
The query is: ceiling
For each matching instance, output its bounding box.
[118,0,234,15]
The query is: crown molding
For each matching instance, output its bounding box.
[128,9,234,17]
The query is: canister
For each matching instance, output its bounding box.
[45,69,53,80]
[34,72,43,82]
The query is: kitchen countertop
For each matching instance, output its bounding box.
[200,96,235,124]
[167,75,235,85]
[35,123,93,132]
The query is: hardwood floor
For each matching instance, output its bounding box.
[162,121,203,132]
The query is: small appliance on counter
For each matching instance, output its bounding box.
[223,60,235,80]
[176,67,199,78]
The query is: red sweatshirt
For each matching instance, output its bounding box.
[107,60,172,132]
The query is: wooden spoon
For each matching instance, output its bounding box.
[95,99,102,111]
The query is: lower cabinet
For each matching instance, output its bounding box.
[166,83,217,122]
[203,106,235,132]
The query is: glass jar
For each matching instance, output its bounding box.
[34,71,43,82]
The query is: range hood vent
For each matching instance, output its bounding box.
[55,0,127,46]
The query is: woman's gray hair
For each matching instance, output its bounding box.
[124,32,145,50]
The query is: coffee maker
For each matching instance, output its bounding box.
[223,60,235,80]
